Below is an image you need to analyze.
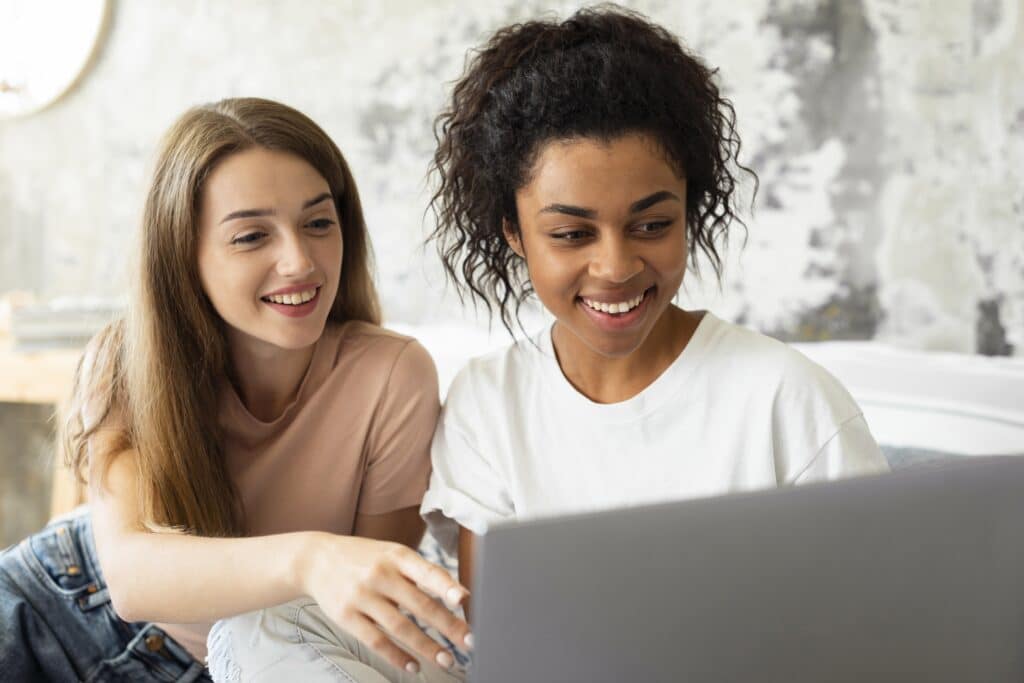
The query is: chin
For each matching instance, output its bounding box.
[564,323,646,359]
[564,309,656,360]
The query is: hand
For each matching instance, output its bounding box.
[299,532,472,673]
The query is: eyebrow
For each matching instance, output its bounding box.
[537,190,681,219]
[219,192,333,224]
[629,190,680,213]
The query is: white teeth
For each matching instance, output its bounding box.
[583,290,646,315]
[265,288,317,305]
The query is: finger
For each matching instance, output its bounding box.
[361,595,457,670]
[391,547,469,608]
[343,612,422,674]
[384,575,472,650]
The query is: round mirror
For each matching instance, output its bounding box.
[0,0,110,119]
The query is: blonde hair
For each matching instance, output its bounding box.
[62,97,380,536]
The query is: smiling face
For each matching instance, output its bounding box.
[196,146,343,355]
[509,133,689,359]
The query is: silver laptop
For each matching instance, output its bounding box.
[469,457,1024,682]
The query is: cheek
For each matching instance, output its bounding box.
[319,231,343,273]
[196,251,224,310]
[524,250,583,305]
[198,255,259,320]
[652,233,689,277]
[318,241,343,303]
[332,236,344,276]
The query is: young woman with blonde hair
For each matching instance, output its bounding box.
[0,97,470,681]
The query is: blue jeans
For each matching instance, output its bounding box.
[0,507,211,682]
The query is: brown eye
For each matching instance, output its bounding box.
[633,221,671,235]
[552,230,591,242]
[231,231,266,245]
[307,218,336,230]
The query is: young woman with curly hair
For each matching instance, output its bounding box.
[419,4,889,617]
[212,6,888,681]
[0,97,472,682]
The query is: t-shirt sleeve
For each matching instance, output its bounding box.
[792,414,889,485]
[771,349,890,485]
[420,368,515,556]
[357,340,440,515]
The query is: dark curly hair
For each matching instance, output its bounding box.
[429,4,756,335]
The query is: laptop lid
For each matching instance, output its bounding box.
[470,457,1024,683]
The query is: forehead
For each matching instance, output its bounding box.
[199,147,331,216]
[518,134,685,207]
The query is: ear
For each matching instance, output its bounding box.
[502,219,525,258]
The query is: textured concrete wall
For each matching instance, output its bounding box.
[0,0,1021,354]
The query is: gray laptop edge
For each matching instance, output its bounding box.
[470,457,1024,683]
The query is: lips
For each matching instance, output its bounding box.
[261,286,322,318]
[577,286,655,331]
[580,287,651,315]
[260,282,322,303]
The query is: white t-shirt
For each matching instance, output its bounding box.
[421,312,889,554]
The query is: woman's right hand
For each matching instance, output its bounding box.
[297,532,473,673]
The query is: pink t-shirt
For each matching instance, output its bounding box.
[159,321,439,660]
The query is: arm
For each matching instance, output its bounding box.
[354,505,425,549]
[90,448,313,624]
[92,450,471,672]
[458,526,478,623]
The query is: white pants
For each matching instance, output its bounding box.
[207,597,467,683]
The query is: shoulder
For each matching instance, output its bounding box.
[701,314,794,368]
[327,320,436,377]
[310,321,440,411]
[702,316,879,477]
[329,319,423,354]
[701,315,861,417]
[702,315,841,390]
[445,330,545,409]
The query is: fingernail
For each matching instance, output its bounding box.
[405,661,420,674]
[445,587,466,607]
[463,633,475,650]
[436,651,455,669]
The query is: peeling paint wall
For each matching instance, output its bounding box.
[1,0,1021,354]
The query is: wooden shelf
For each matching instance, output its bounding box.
[0,333,81,405]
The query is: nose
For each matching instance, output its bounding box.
[276,232,315,278]
[588,236,643,284]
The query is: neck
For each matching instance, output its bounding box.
[227,332,318,422]
[552,305,700,404]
